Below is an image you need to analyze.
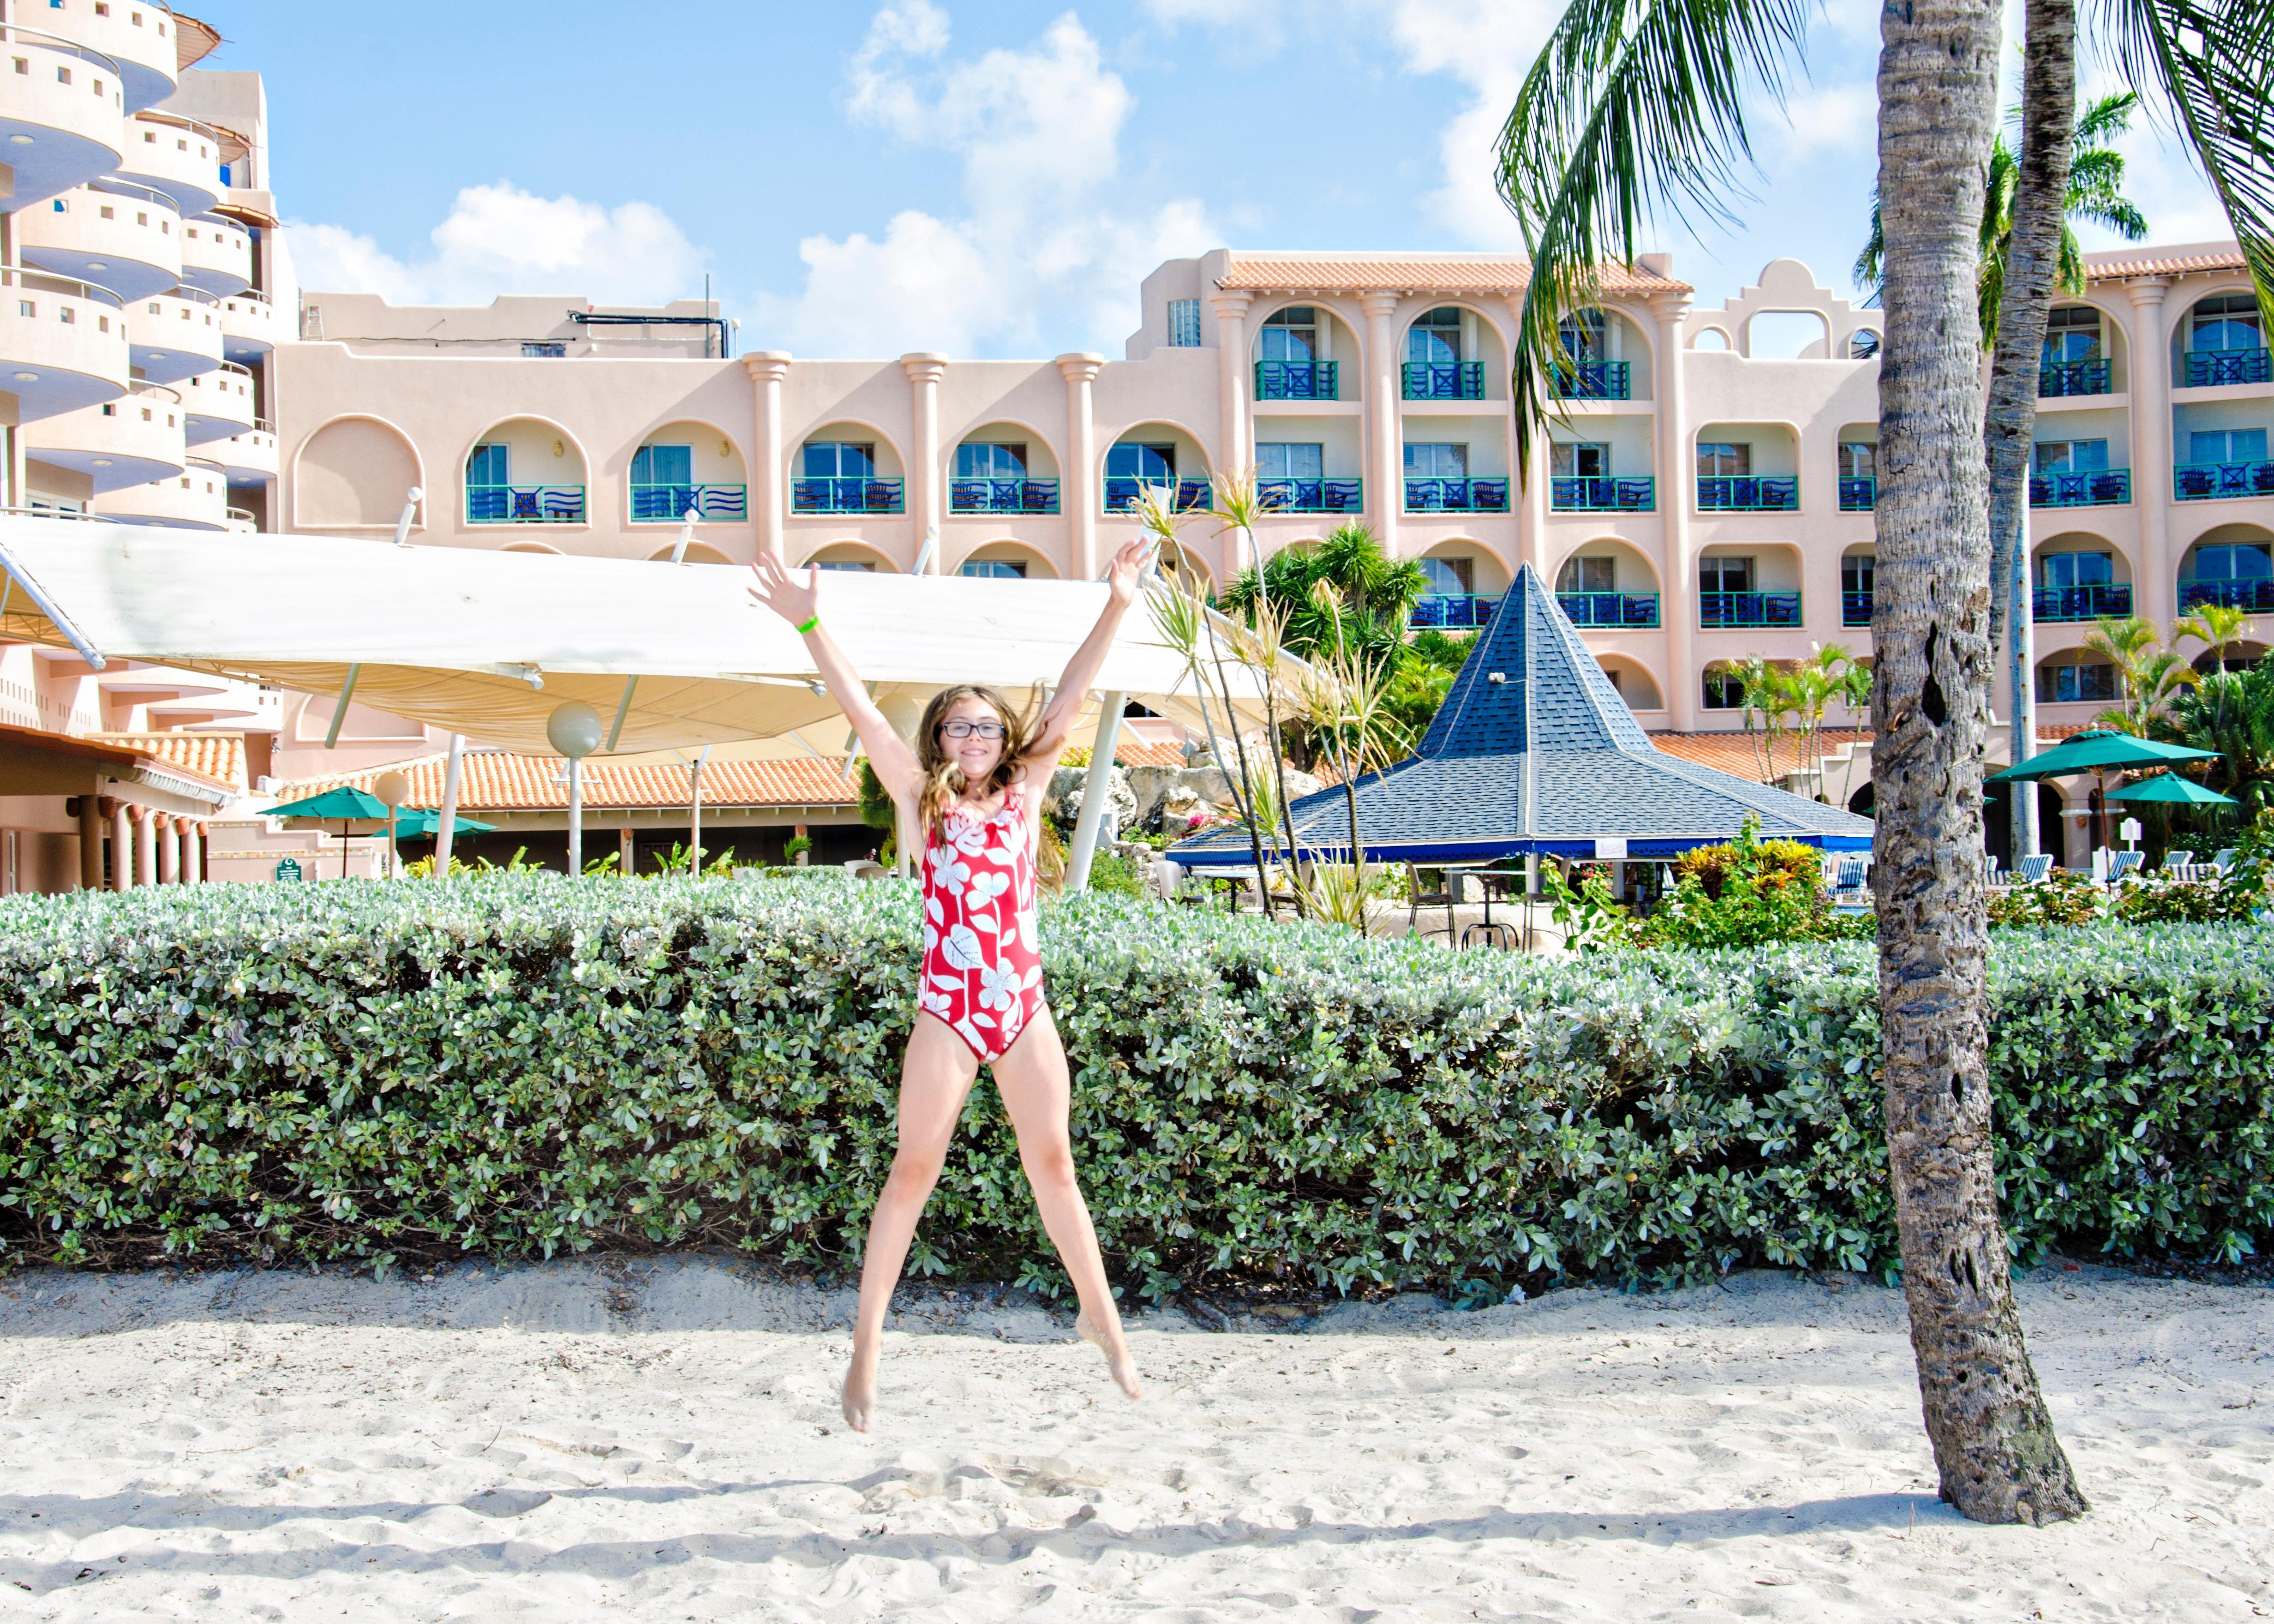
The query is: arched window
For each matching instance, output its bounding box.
[2186,293,2270,386]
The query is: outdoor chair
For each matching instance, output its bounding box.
[2163,848,2197,879]
[2214,848,2240,874]
[2015,853,2054,885]
[1828,856,1871,910]
[1405,862,1456,942]
[1983,853,2003,888]
[1461,921,1517,951]
[2106,850,2145,883]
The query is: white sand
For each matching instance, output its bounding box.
[0,1259,2266,1621]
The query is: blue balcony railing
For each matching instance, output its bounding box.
[2179,577,2274,611]
[1701,591,1803,628]
[1258,477,1363,514]
[1839,476,1876,512]
[1697,475,1798,512]
[630,482,747,522]
[467,483,585,524]
[1558,591,1660,628]
[2032,582,2132,622]
[2039,358,2112,397]
[1254,359,1337,400]
[1551,361,1630,400]
[1105,477,1211,514]
[1409,594,1500,629]
[1551,475,1654,512]
[1841,590,1872,627]
[2183,348,2272,388]
[1404,477,1509,512]
[950,478,1060,514]
[1402,361,1484,399]
[793,477,903,514]
[2030,469,2131,507]
[2173,459,2274,501]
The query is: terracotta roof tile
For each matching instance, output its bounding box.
[1219,254,1690,297]
[1061,739,1191,769]
[1649,727,2081,782]
[87,731,246,795]
[272,751,859,812]
[2084,243,2248,281]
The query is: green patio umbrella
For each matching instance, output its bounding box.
[2105,772,2237,807]
[1986,728,2218,782]
[390,807,498,839]
[265,785,391,879]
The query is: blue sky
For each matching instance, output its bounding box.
[203,0,2231,359]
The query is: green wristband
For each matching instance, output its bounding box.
[795,614,819,635]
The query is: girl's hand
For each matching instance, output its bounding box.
[747,552,820,628]
[1105,536,1156,609]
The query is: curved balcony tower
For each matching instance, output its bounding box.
[16,179,184,302]
[0,26,128,206]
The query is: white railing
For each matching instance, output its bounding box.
[2,265,125,309]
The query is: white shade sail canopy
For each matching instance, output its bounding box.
[0,517,1282,757]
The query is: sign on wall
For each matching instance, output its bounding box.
[273,858,303,883]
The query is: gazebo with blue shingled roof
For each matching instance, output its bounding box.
[1167,562,1874,869]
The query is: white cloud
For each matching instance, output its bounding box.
[288,182,709,307]
[753,8,1219,357]
[1781,82,1876,156]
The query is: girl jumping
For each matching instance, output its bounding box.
[746,540,1152,1432]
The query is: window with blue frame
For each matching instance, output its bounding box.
[1557,308,1606,364]
[803,441,877,478]
[1558,555,1614,593]
[2034,439,2109,472]
[1839,442,1876,480]
[960,559,1028,579]
[1256,442,1324,480]
[1258,307,1318,362]
[2040,552,2113,589]
[2192,542,2273,580]
[1699,555,1755,593]
[1551,442,1608,478]
[2042,305,2102,363]
[467,444,510,484]
[1404,442,1468,478]
[1419,556,1473,596]
[1106,442,1175,481]
[632,445,692,485]
[1168,299,1201,347]
[2192,293,2263,352]
[1697,442,1751,477]
[1407,307,1463,364]
[2037,660,2117,704]
[1702,668,1745,709]
[956,442,1028,479]
[1841,552,1875,597]
[2188,427,2269,465]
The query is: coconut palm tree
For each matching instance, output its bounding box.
[2167,655,2274,814]
[2084,614,2199,733]
[1494,0,2087,1523]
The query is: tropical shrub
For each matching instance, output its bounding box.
[1,877,2270,1297]
[1549,818,1864,950]
[1988,868,2110,928]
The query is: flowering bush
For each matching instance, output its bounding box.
[1,875,2269,1296]
[1548,818,1866,951]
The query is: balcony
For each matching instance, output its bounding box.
[1842,590,1872,627]
[1558,591,1660,628]
[0,29,128,207]
[0,266,129,421]
[2173,460,2274,502]
[1409,594,1499,630]
[1253,360,1337,400]
[2039,358,2111,397]
[1551,361,1629,400]
[1402,361,1484,400]
[218,288,277,363]
[2179,578,2274,612]
[1697,476,1798,512]
[97,458,230,530]
[181,358,254,444]
[793,477,903,514]
[468,484,587,524]
[214,420,278,483]
[1404,477,1508,513]
[949,478,1059,515]
[24,381,185,490]
[2032,582,2132,622]
[2183,348,2271,388]
[632,482,749,522]
[1551,476,1654,512]
[17,182,182,301]
[1838,476,1875,511]
[1701,591,1803,628]
[1103,477,1210,513]
[176,214,252,298]
[115,112,227,218]
[2029,469,2130,507]
[1258,477,1362,516]
[129,287,223,383]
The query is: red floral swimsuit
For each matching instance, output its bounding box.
[918,781,1046,1063]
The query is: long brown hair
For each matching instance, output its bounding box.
[913,684,1039,837]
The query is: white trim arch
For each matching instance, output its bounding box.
[288,411,427,532]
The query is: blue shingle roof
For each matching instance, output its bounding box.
[1168,563,1874,867]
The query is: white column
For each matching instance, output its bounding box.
[1361,292,1402,553]
[131,807,156,888]
[902,353,947,571]
[1653,292,1697,730]
[109,800,130,892]
[1058,353,1104,579]
[566,757,583,875]
[2125,278,2173,633]
[1066,691,1127,892]
[155,815,179,884]
[744,351,791,560]
[185,823,206,884]
[1210,290,1253,483]
[434,732,465,876]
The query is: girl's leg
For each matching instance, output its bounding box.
[990,1006,1142,1401]
[843,1012,981,1432]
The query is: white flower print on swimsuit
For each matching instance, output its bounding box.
[918,781,1045,1062]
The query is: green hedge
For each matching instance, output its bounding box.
[1,875,2270,1296]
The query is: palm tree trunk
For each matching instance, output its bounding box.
[1874,0,2087,1526]
[1986,0,2077,868]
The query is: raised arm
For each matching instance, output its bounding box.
[747,554,920,804]
[1022,536,1155,774]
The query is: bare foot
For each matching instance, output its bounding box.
[1075,1310,1143,1401]
[842,1341,878,1433]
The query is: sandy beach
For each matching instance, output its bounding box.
[0,1258,2265,1621]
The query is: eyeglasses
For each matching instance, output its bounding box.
[940,720,1007,741]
